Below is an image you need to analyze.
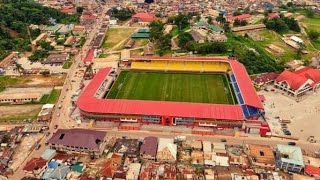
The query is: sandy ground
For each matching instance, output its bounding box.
[10,134,43,171]
[261,86,320,141]
[0,105,42,117]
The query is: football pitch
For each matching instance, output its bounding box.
[107,71,236,104]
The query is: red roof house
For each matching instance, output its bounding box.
[226,14,252,22]
[100,153,123,178]
[268,13,280,19]
[132,13,156,23]
[23,157,47,176]
[275,67,320,96]
[305,165,320,177]
[61,5,76,14]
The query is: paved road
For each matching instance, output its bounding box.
[11,5,111,179]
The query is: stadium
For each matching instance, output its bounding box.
[77,56,264,129]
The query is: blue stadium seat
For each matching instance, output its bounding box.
[241,105,259,118]
[230,74,236,83]
[237,93,244,104]
[233,83,240,93]
[241,105,250,118]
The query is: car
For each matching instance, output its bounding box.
[54,125,58,129]
[46,132,50,136]
[284,131,291,136]
[57,113,60,117]
[288,142,296,146]
[220,139,227,143]
[35,144,41,150]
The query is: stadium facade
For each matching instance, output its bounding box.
[77,56,265,129]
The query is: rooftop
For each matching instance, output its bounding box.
[247,144,275,165]
[47,129,106,150]
[277,144,304,166]
[77,57,263,121]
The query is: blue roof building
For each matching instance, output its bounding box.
[275,144,304,173]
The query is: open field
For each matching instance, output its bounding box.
[300,14,320,50]
[39,89,61,104]
[0,104,42,121]
[102,28,137,49]
[0,75,66,87]
[107,71,235,104]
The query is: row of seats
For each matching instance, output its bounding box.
[131,61,230,72]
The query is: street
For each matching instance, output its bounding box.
[10,5,111,179]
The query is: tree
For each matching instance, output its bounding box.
[305,9,315,18]
[287,2,294,7]
[149,21,164,42]
[233,19,241,26]
[207,16,213,24]
[37,40,53,51]
[216,14,226,24]
[177,32,194,48]
[111,8,133,21]
[223,22,231,32]
[308,30,320,41]
[145,0,154,3]
[196,15,201,22]
[174,13,190,30]
[76,7,84,14]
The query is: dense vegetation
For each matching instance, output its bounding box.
[264,16,300,33]
[149,21,172,55]
[0,0,79,59]
[111,8,134,21]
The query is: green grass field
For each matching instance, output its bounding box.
[107,71,236,104]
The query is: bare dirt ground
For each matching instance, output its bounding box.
[25,75,66,86]
[0,105,42,118]
[10,134,43,171]
[260,86,320,142]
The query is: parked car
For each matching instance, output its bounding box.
[35,144,41,150]
[284,130,291,136]
[54,125,58,129]
[288,142,296,146]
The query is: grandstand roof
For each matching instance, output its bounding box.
[77,68,244,120]
[77,57,263,120]
[84,49,94,62]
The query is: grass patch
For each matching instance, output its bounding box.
[130,49,144,56]
[62,60,73,69]
[171,25,191,37]
[99,54,109,58]
[107,71,235,104]
[0,86,5,93]
[0,112,39,121]
[0,76,32,87]
[39,89,61,104]
[103,28,137,48]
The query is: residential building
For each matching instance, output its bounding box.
[252,73,278,88]
[232,24,266,32]
[140,136,158,161]
[274,67,320,97]
[156,138,177,162]
[126,163,141,180]
[114,139,140,157]
[275,144,304,173]
[246,144,275,169]
[23,158,47,178]
[43,53,69,65]
[0,52,17,69]
[47,129,107,157]
[100,153,123,179]
[132,13,156,25]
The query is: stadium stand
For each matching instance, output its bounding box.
[167,61,185,70]
[131,60,230,72]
